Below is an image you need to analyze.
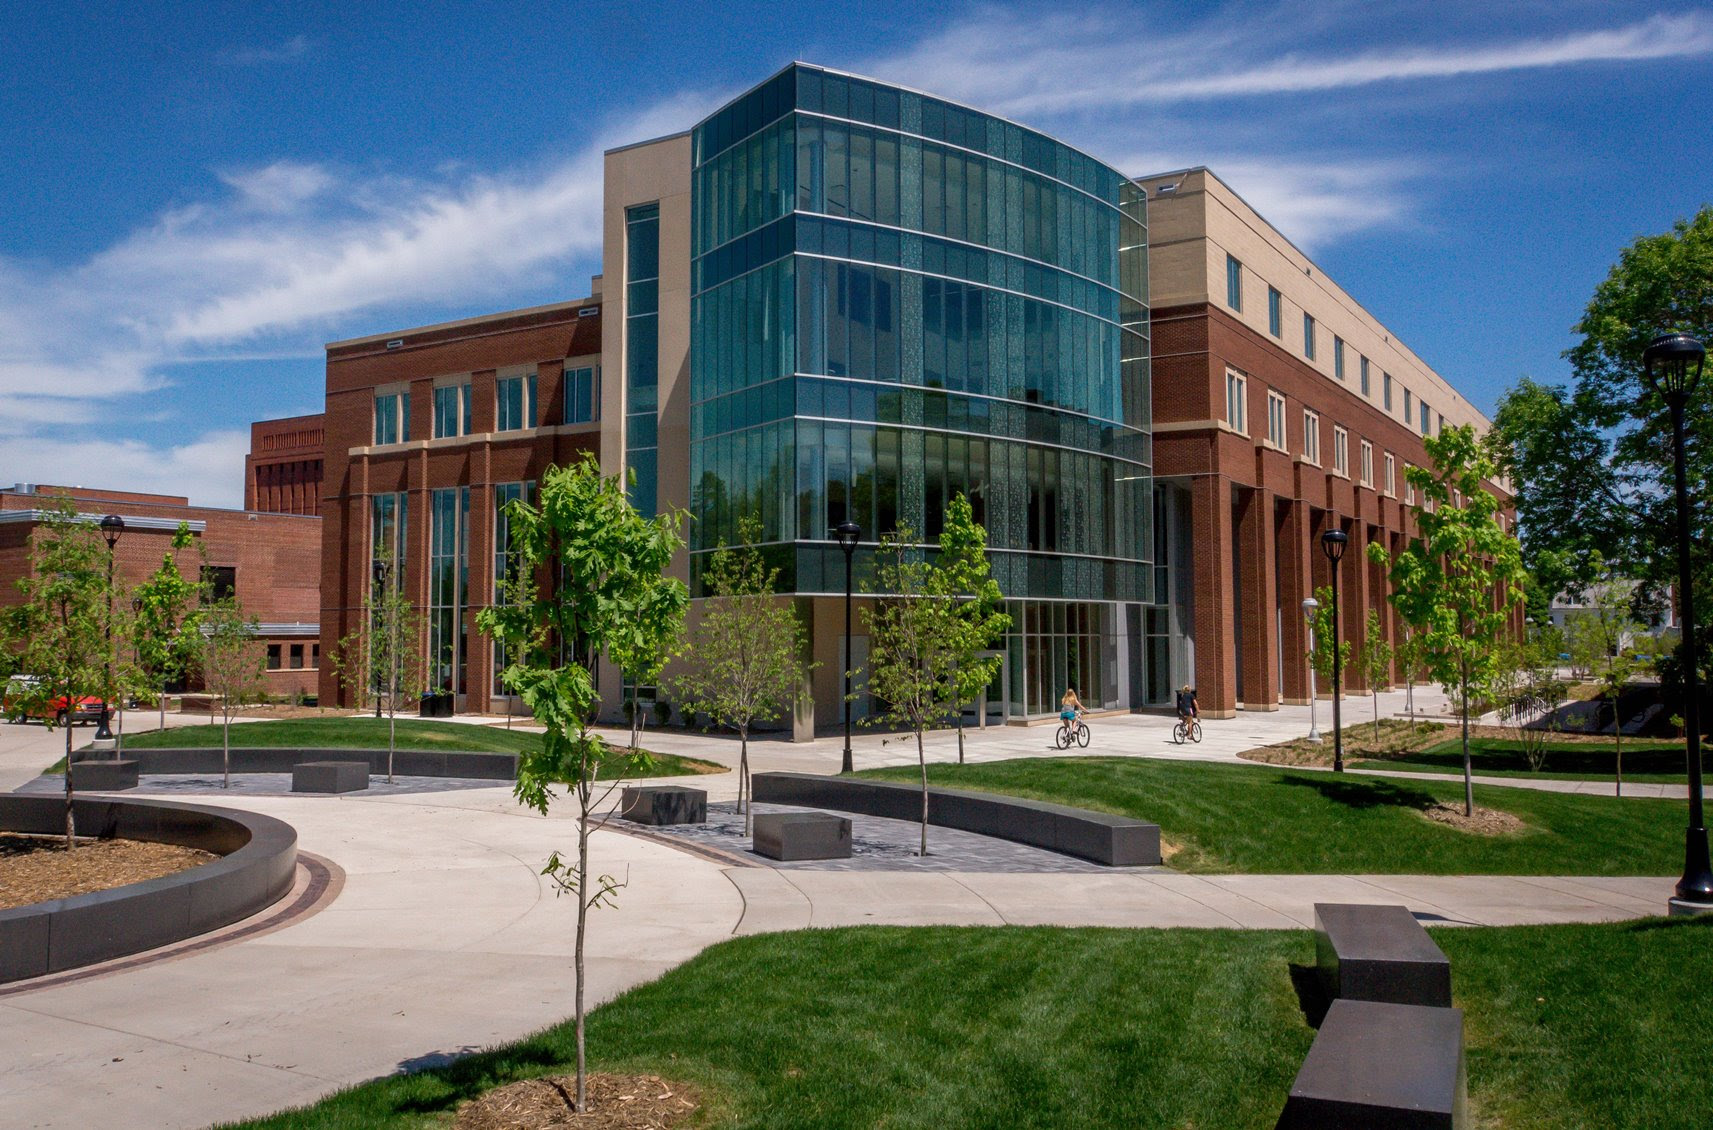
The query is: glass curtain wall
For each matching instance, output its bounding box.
[491,481,535,696]
[626,205,661,515]
[428,486,469,698]
[689,64,1153,716]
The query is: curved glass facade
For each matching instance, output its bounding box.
[688,64,1152,713]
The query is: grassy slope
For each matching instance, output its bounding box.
[861,756,1683,875]
[1356,735,1691,783]
[222,919,1713,1130]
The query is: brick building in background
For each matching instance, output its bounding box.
[246,413,325,516]
[0,484,323,700]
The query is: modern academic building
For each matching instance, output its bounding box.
[311,62,1509,728]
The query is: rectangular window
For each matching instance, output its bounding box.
[266,644,281,670]
[563,365,598,424]
[1333,426,1349,475]
[434,381,472,438]
[492,481,537,695]
[1384,452,1396,496]
[1360,440,1374,487]
[1437,412,1445,434]
[1404,465,1416,506]
[1360,356,1371,396]
[1302,409,1321,464]
[428,486,470,696]
[626,203,662,515]
[1334,337,1345,381]
[289,644,304,670]
[1266,389,1287,449]
[1403,387,1413,423]
[1420,401,1431,435]
[1382,371,1393,412]
[1224,370,1247,434]
[371,492,408,576]
[1302,313,1316,360]
[1267,287,1282,337]
[495,372,537,432]
[373,391,408,445]
[200,565,236,603]
[1225,254,1243,311]
[311,644,319,669]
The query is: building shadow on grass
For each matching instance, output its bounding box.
[1628,914,1713,933]
[1277,773,1438,811]
[391,1042,567,1114]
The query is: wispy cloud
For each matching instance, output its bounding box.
[217,35,312,67]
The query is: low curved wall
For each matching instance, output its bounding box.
[0,796,298,984]
[751,772,1161,866]
[74,747,517,781]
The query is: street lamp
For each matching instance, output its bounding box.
[834,521,861,773]
[1302,597,1322,743]
[96,514,125,743]
[371,559,389,719]
[1320,527,1349,773]
[1642,331,1711,912]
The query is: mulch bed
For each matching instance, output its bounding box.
[455,1073,700,1129]
[1419,802,1526,836]
[0,833,216,910]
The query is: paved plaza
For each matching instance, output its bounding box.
[0,695,1687,1129]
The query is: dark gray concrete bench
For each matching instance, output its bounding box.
[751,772,1159,866]
[291,761,370,794]
[1277,1000,1467,1129]
[753,811,851,861]
[619,785,706,825]
[69,759,139,792]
[1316,903,1452,1008]
[105,747,519,780]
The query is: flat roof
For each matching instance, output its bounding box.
[325,296,598,351]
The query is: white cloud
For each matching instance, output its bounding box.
[217,35,312,67]
[219,162,333,213]
[0,429,251,510]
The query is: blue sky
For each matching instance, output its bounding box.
[2,1,1709,507]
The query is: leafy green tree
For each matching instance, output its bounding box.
[5,495,109,846]
[1369,424,1526,816]
[1494,638,1567,773]
[475,456,686,1115]
[132,522,205,731]
[1396,623,1427,718]
[674,518,812,832]
[930,494,1010,764]
[1307,585,1350,692]
[200,598,268,789]
[1565,558,1646,795]
[861,524,963,856]
[1362,610,1394,743]
[327,549,428,780]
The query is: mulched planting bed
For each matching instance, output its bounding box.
[0,832,215,909]
[455,1073,700,1129]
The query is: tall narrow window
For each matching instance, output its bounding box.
[1384,452,1396,495]
[496,371,537,432]
[1225,370,1248,434]
[1226,254,1243,311]
[1266,389,1287,449]
[434,381,472,438]
[1382,371,1393,412]
[1360,356,1371,396]
[1403,387,1413,424]
[1267,287,1282,337]
[1302,409,1321,464]
[1404,464,1416,506]
[492,481,536,695]
[626,203,661,514]
[1360,440,1374,486]
[1302,313,1316,360]
[563,365,598,424]
[1334,337,1345,381]
[1420,401,1431,435]
[374,391,409,445]
[428,486,470,697]
[1333,426,1349,475]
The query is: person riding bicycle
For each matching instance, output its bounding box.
[1060,687,1085,725]
[1175,684,1199,728]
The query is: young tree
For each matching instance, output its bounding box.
[475,456,686,1115]
[674,518,812,832]
[1308,584,1351,696]
[133,522,205,732]
[1362,610,1394,743]
[609,572,684,759]
[1567,558,1645,795]
[1369,424,1526,816]
[1396,623,1426,718]
[200,599,268,789]
[1494,638,1567,773]
[5,495,109,847]
[931,494,1010,764]
[861,524,960,856]
[372,555,429,782]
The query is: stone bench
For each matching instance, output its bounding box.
[1316,902,1452,1008]
[619,785,707,826]
[69,759,139,792]
[1277,1000,1467,1129]
[291,761,370,794]
[753,811,851,861]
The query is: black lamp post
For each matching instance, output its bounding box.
[834,521,861,773]
[1321,527,1349,773]
[371,559,389,719]
[1642,331,1712,911]
[96,514,125,742]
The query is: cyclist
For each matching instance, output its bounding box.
[1059,686,1089,748]
[1060,686,1085,725]
[1175,684,1199,730]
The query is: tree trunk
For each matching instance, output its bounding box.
[388,701,396,783]
[1373,691,1381,745]
[160,680,166,732]
[63,685,76,850]
[574,770,591,1113]
[917,726,928,856]
[223,708,231,789]
[629,705,643,755]
[739,726,751,835]
[956,714,965,764]
[1460,662,1473,818]
[1614,714,1623,799]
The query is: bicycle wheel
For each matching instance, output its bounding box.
[1189,720,1202,743]
[1172,721,1185,744]
[1075,721,1090,748]
[1055,723,1072,750]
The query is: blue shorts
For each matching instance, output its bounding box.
[1060,709,1076,721]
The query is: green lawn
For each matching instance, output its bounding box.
[1355,735,1693,784]
[860,756,1683,875]
[220,919,1713,1129]
[70,718,722,778]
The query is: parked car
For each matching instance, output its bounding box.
[2,675,106,726]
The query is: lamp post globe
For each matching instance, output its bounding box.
[95,514,125,742]
[1643,332,1712,911]
[834,522,861,773]
[1320,528,1349,772]
[1303,596,1322,743]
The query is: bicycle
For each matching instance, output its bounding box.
[1055,709,1090,749]
[1172,716,1202,744]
